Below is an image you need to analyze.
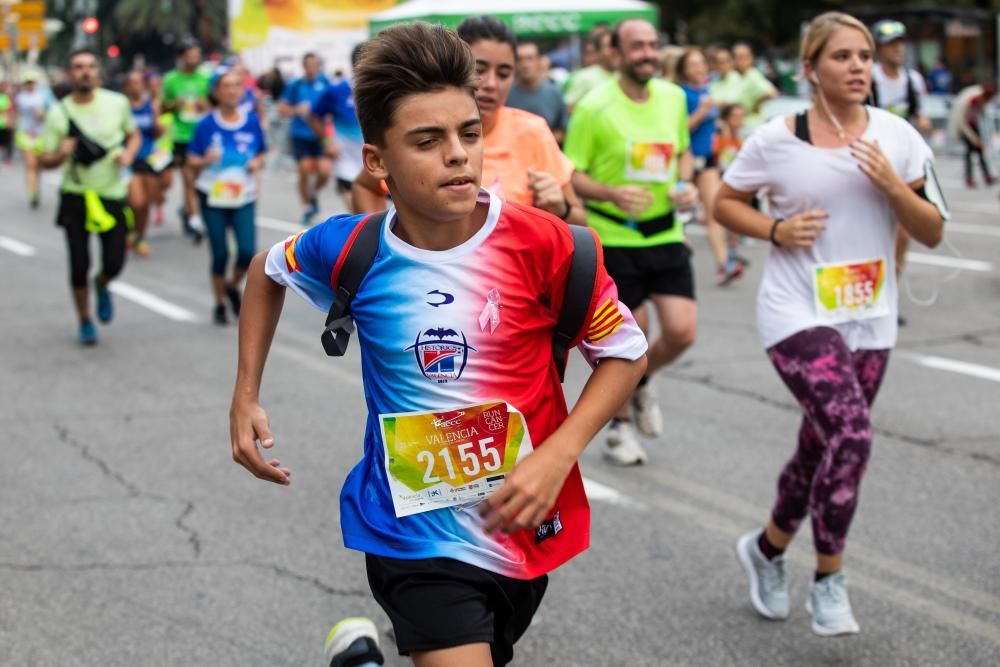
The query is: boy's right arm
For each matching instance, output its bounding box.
[230,252,291,485]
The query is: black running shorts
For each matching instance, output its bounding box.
[603,242,696,309]
[365,554,547,666]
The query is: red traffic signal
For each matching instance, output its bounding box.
[107,45,120,58]
[82,17,99,34]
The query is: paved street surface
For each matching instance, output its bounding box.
[1,153,998,667]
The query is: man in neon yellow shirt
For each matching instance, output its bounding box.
[162,37,211,240]
[38,48,140,346]
[565,18,698,466]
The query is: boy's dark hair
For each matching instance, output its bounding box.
[67,47,99,67]
[354,23,476,146]
[350,42,366,68]
[456,15,517,54]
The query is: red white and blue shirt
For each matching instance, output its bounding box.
[265,190,646,579]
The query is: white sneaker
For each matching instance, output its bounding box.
[604,421,648,465]
[736,530,790,620]
[188,213,205,234]
[633,382,663,437]
[806,572,861,637]
[323,617,384,666]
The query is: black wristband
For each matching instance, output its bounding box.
[558,197,572,221]
[769,218,785,246]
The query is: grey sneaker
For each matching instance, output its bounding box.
[604,421,649,465]
[806,572,860,636]
[736,530,790,620]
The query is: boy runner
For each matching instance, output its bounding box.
[230,23,647,666]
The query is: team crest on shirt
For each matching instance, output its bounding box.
[404,328,476,383]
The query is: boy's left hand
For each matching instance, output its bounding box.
[478,442,576,534]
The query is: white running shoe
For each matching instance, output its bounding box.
[806,572,860,637]
[188,213,205,234]
[604,421,649,465]
[632,382,664,438]
[323,617,384,666]
[736,530,790,620]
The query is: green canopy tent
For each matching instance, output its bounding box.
[368,0,658,38]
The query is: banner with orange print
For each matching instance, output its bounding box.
[230,0,398,52]
[380,401,534,518]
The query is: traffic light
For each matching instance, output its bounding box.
[82,17,99,34]
[107,44,120,58]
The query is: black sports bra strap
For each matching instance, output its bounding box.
[794,111,812,144]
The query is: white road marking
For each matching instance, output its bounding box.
[0,236,37,256]
[946,221,1000,237]
[257,217,303,234]
[108,282,200,322]
[583,476,645,509]
[906,252,994,272]
[897,351,1000,384]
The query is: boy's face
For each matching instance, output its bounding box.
[365,87,483,222]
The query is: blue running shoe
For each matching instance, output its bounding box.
[79,319,98,346]
[95,277,113,323]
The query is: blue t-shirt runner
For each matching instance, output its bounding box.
[189,109,267,206]
[681,83,719,162]
[311,80,364,184]
[282,74,331,142]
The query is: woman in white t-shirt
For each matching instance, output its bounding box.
[715,12,945,637]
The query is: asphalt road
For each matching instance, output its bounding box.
[1,152,998,667]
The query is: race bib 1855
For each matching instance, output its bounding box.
[380,401,533,518]
[813,258,890,324]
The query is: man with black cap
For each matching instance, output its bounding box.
[871,19,931,133]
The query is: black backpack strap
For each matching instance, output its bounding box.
[552,225,598,383]
[794,111,811,144]
[321,211,387,356]
[868,79,880,108]
[905,70,920,118]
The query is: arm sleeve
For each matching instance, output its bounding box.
[255,117,268,154]
[721,130,767,193]
[562,104,594,173]
[264,215,361,312]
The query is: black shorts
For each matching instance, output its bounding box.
[693,153,719,179]
[55,191,129,228]
[132,158,160,175]
[0,127,11,147]
[172,141,189,167]
[366,554,547,666]
[291,136,325,160]
[603,242,696,309]
[335,177,353,192]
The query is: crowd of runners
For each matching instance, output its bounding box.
[3,9,960,665]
